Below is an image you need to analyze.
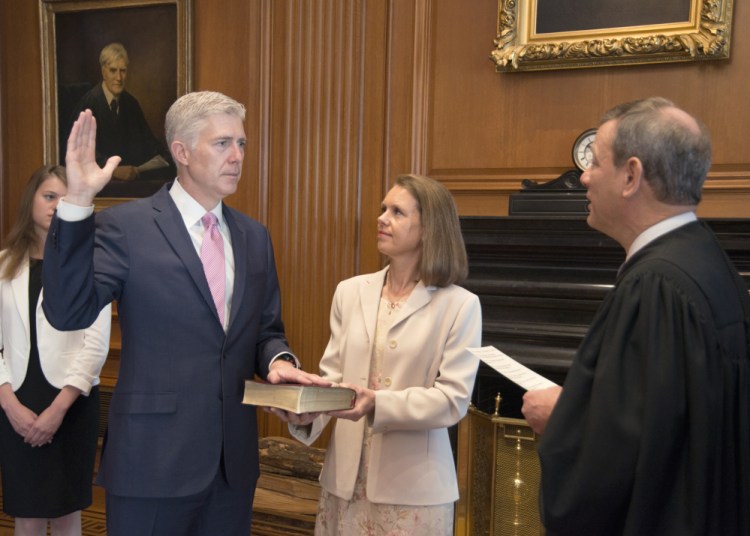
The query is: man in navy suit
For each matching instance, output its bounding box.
[43,91,328,535]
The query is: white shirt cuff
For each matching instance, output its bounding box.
[269,352,300,369]
[57,198,95,221]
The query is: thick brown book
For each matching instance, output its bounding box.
[242,381,355,413]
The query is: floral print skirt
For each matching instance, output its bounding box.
[314,427,453,535]
[315,488,454,536]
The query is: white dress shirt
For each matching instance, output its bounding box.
[627,211,697,261]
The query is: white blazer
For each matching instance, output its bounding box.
[0,256,111,394]
[291,266,482,505]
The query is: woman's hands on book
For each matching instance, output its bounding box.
[263,379,374,424]
[325,383,374,422]
[264,367,333,425]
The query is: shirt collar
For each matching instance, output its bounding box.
[101,82,117,106]
[627,211,697,260]
[169,179,224,229]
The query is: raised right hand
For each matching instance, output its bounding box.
[64,110,121,206]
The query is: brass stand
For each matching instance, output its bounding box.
[455,394,544,535]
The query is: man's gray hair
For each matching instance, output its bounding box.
[99,43,129,68]
[165,91,246,149]
[601,96,711,205]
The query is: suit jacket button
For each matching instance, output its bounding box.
[384,377,392,387]
[388,340,397,349]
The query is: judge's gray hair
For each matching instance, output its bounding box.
[165,91,246,149]
[601,96,711,205]
[99,43,129,68]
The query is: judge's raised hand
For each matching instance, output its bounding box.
[64,110,121,206]
[522,385,562,435]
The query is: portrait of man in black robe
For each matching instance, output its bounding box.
[53,3,181,199]
[66,43,175,196]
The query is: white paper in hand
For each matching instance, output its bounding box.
[468,346,558,391]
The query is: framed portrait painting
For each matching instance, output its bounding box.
[491,0,733,72]
[40,0,192,204]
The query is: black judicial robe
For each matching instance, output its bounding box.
[68,84,168,168]
[537,221,750,536]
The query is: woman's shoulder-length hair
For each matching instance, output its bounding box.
[395,174,468,287]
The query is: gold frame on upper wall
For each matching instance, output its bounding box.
[39,0,192,209]
[491,0,733,72]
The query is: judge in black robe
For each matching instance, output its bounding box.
[522,97,750,536]
[65,43,175,197]
[69,83,168,169]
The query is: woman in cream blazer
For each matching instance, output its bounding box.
[287,174,481,535]
[0,165,111,536]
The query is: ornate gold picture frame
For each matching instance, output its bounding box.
[40,0,192,206]
[491,0,733,72]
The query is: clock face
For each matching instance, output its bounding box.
[572,128,597,171]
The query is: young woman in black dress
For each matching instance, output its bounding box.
[0,165,111,536]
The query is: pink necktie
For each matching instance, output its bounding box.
[200,213,225,325]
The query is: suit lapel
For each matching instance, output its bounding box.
[359,268,388,344]
[223,207,246,332]
[359,268,434,338]
[10,259,30,341]
[389,282,432,330]
[151,187,220,324]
